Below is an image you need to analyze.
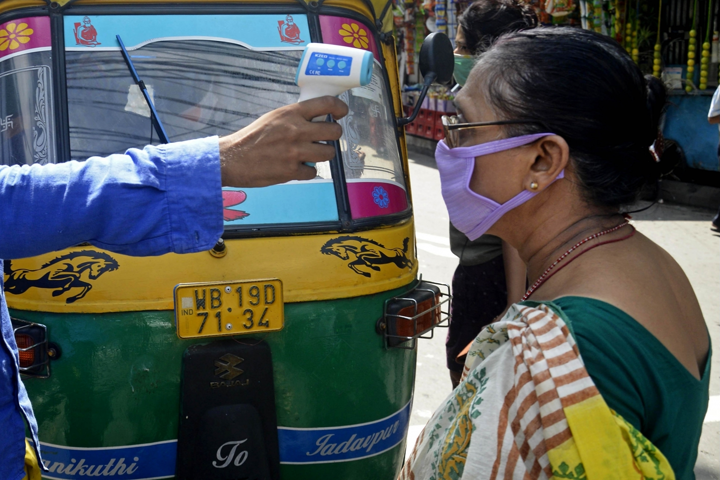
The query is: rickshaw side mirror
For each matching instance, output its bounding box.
[419,32,455,86]
[398,32,454,127]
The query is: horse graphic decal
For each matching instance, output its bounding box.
[4,250,119,304]
[320,236,413,277]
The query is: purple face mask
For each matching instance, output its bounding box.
[436,134,564,241]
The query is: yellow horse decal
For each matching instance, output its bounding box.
[320,236,412,277]
[4,250,119,304]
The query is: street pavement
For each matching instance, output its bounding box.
[405,150,720,478]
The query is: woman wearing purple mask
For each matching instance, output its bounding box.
[445,0,538,390]
[402,27,709,479]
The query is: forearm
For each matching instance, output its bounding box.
[0,137,223,259]
[502,240,527,305]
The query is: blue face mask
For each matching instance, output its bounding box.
[453,54,475,86]
[435,134,564,240]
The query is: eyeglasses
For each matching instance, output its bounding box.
[441,115,548,149]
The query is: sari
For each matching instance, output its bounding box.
[399,303,675,480]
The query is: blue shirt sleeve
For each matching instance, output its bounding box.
[0,136,223,259]
[0,135,223,479]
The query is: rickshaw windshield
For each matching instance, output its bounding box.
[0,12,408,230]
[67,42,301,157]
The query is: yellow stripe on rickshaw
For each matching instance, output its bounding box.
[4,221,417,313]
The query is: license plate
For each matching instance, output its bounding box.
[174,279,284,339]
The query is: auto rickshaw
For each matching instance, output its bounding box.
[1,0,452,479]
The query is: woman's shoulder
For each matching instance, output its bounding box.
[541,232,709,381]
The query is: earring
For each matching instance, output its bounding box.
[530,182,539,190]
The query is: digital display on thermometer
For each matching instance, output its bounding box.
[305,52,353,77]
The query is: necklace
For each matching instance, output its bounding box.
[522,221,635,301]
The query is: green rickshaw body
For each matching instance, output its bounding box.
[15,291,416,479]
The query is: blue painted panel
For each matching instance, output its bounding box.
[223,182,338,226]
[31,401,410,477]
[277,401,410,464]
[664,95,720,171]
[34,439,176,479]
[64,14,309,51]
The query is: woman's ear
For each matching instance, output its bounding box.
[524,135,569,191]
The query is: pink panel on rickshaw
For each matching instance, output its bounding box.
[347,181,408,219]
[0,17,51,61]
[319,16,380,61]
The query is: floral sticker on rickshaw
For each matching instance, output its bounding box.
[0,17,50,61]
[319,16,379,59]
[339,23,369,50]
[372,186,390,209]
[0,22,33,51]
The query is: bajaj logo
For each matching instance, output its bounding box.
[215,354,244,380]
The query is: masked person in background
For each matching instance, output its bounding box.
[445,0,538,389]
[401,28,710,479]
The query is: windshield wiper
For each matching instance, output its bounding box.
[116,34,169,144]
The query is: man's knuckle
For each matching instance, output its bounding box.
[293,146,305,159]
[331,124,343,139]
[289,125,302,141]
[321,95,336,110]
[322,146,336,160]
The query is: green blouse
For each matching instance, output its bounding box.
[526,296,711,480]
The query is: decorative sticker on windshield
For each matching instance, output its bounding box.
[372,186,390,208]
[222,190,249,222]
[72,16,101,46]
[64,14,309,51]
[0,17,51,62]
[277,15,305,45]
[319,16,379,60]
[348,180,408,219]
[222,183,339,226]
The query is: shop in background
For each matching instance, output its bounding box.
[393,0,720,174]
[393,0,581,141]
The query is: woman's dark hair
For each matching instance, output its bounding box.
[474,27,667,209]
[459,0,538,55]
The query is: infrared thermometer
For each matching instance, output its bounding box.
[295,43,374,102]
[295,43,374,166]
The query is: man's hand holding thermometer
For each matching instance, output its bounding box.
[219,96,347,187]
[218,43,372,185]
[295,43,374,165]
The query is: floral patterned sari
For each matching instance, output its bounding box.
[399,304,674,480]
